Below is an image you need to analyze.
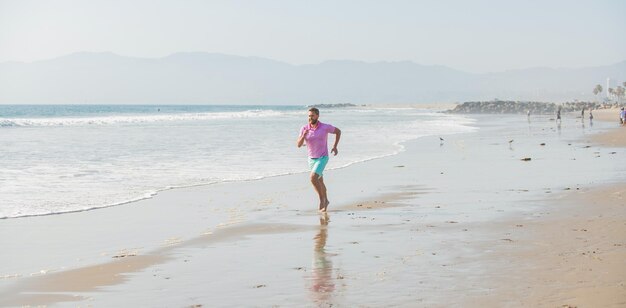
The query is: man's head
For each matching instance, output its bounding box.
[308,107,320,125]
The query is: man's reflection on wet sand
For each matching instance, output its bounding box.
[309,213,335,304]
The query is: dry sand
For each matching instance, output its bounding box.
[589,108,626,147]
[1,112,624,307]
[521,183,626,306]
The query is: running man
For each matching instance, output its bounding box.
[297,107,341,212]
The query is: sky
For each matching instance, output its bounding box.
[1,0,625,73]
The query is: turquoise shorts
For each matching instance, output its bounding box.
[308,156,329,177]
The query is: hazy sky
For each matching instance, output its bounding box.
[1,0,625,73]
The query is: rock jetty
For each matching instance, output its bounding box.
[446,100,619,114]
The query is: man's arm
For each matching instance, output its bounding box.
[331,127,341,155]
[297,129,308,148]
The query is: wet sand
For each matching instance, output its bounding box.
[1,111,625,307]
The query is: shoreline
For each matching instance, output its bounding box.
[1,111,625,306]
[1,105,471,220]
[0,128,430,220]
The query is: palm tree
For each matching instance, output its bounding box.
[616,86,625,103]
[593,84,603,100]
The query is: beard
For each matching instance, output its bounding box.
[310,119,318,125]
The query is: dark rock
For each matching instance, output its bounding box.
[446,100,613,115]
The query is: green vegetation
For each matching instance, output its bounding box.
[596,81,625,103]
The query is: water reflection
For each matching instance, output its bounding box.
[309,213,335,305]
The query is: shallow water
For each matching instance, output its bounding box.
[0,105,476,218]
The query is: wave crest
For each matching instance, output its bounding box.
[0,110,300,127]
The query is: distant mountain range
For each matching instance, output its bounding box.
[0,52,624,104]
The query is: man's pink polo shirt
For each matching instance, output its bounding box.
[300,122,336,158]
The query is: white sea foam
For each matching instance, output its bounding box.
[0,110,301,127]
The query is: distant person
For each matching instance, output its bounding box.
[556,106,562,123]
[589,109,593,121]
[620,107,625,125]
[297,107,341,212]
[581,107,585,118]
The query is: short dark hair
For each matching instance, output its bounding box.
[308,107,319,115]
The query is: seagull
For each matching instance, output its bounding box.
[508,139,514,144]
[439,137,444,141]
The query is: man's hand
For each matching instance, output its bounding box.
[297,128,309,148]
[331,127,341,155]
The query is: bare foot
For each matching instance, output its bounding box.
[319,199,330,212]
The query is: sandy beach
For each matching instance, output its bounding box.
[590,108,626,147]
[1,110,625,307]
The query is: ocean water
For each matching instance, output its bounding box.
[0,105,477,219]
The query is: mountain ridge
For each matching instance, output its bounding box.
[0,52,623,104]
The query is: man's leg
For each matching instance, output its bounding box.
[311,172,326,211]
[310,172,325,209]
[319,176,329,211]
